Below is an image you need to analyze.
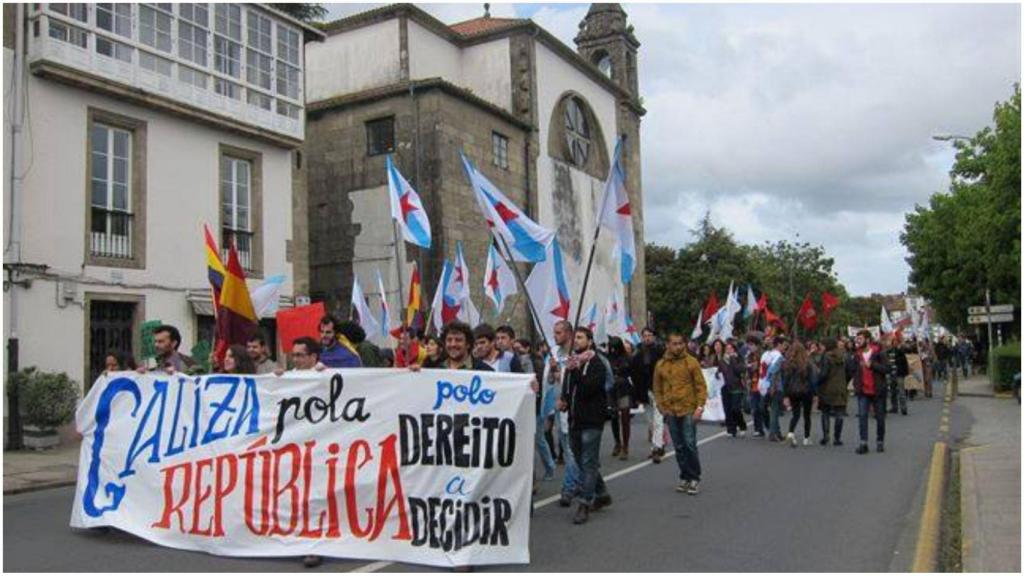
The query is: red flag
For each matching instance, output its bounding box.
[756,292,768,312]
[797,295,818,331]
[276,302,326,354]
[764,306,787,330]
[821,292,840,318]
[702,292,720,324]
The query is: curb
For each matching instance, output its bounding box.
[3,478,77,496]
[911,440,949,572]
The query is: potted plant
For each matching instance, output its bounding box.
[12,367,80,450]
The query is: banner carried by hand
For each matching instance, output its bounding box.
[71,369,536,567]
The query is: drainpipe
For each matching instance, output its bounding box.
[6,3,26,450]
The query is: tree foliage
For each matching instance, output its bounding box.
[901,85,1020,331]
[646,213,848,336]
[269,3,327,23]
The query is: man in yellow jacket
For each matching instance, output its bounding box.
[653,332,708,495]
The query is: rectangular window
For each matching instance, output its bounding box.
[247,10,272,54]
[221,155,253,270]
[492,132,509,169]
[247,90,272,111]
[178,21,207,66]
[49,20,88,48]
[90,123,133,259]
[96,36,133,63]
[246,49,272,90]
[49,3,87,22]
[214,36,241,78]
[276,24,299,65]
[366,117,395,156]
[179,3,209,27]
[139,5,172,53]
[179,65,208,89]
[214,3,241,41]
[276,63,299,100]
[214,78,241,100]
[139,52,173,77]
[96,3,131,38]
[276,100,300,119]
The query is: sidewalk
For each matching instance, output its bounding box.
[3,440,81,494]
[958,375,1021,573]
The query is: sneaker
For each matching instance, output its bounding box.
[876,442,885,453]
[558,495,572,508]
[803,437,812,446]
[738,430,747,438]
[856,444,869,455]
[819,437,830,446]
[675,481,689,493]
[833,439,844,447]
[593,493,612,510]
[686,481,700,495]
[572,503,589,525]
[786,432,797,447]
[541,472,555,482]
[753,431,766,438]
[651,448,664,464]
[303,555,323,568]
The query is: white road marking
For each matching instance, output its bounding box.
[347,424,744,572]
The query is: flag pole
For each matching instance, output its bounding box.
[495,233,550,346]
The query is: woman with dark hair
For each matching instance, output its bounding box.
[783,341,815,447]
[607,337,634,460]
[103,350,137,374]
[223,344,257,375]
[698,343,716,368]
[421,335,444,368]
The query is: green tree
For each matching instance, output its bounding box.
[902,85,1020,332]
[269,3,327,23]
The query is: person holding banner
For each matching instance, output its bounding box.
[246,333,277,374]
[438,321,493,372]
[653,333,708,495]
[316,315,361,368]
[223,345,256,375]
[558,326,612,525]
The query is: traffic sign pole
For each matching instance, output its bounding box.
[985,288,993,379]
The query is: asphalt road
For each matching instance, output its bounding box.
[4,384,958,572]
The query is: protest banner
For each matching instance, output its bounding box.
[846,325,881,341]
[70,369,536,568]
[700,368,726,422]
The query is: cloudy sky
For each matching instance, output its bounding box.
[324,2,1021,296]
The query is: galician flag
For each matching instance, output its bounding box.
[461,152,554,263]
[583,302,599,333]
[525,237,572,348]
[880,306,894,335]
[623,311,641,346]
[351,274,381,341]
[744,285,758,319]
[430,260,457,334]
[691,309,704,341]
[250,274,285,318]
[718,282,742,341]
[605,288,624,337]
[596,138,636,284]
[386,155,431,248]
[376,268,395,342]
[484,242,518,314]
[454,241,480,326]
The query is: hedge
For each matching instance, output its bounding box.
[991,341,1021,391]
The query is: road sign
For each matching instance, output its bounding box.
[967,304,1014,315]
[967,313,1015,325]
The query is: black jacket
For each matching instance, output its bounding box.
[717,355,745,394]
[886,347,909,380]
[630,342,664,402]
[562,354,609,430]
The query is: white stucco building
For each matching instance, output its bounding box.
[3,3,322,403]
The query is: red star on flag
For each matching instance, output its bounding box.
[616,202,631,216]
[487,269,500,292]
[550,293,570,320]
[494,201,519,223]
[399,191,418,220]
[442,301,461,324]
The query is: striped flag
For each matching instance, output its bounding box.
[387,155,431,248]
[204,224,226,318]
[214,240,258,363]
[484,242,518,314]
[596,138,636,284]
[405,262,422,329]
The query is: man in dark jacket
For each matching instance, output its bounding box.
[848,330,889,454]
[885,335,909,416]
[631,327,666,462]
[558,327,610,525]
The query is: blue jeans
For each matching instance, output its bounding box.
[535,412,555,477]
[857,394,886,445]
[665,414,701,482]
[557,421,580,499]
[750,391,766,434]
[768,391,784,438]
[569,427,607,505]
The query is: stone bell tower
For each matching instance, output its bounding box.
[574,4,640,97]
[575,3,648,326]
